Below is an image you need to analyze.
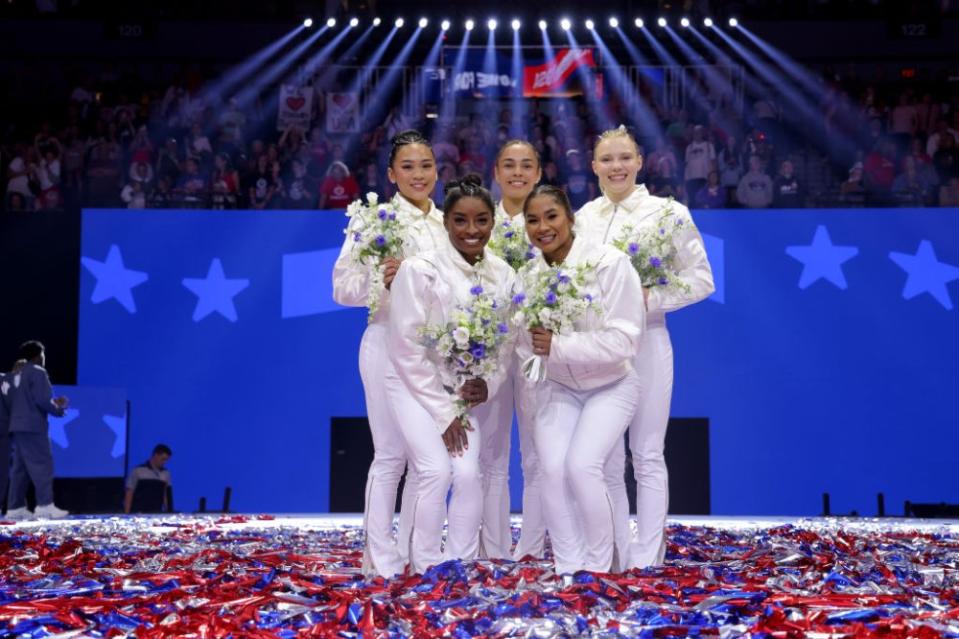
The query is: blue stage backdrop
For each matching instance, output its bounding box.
[49,385,127,478]
[78,208,959,515]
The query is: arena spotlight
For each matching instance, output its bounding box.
[326,17,336,27]
[680,17,690,28]
[561,18,571,31]
[512,18,521,31]
[395,17,404,28]
[539,19,547,30]
[465,19,475,31]
[609,17,619,28]
[303,18,313,28]
[657,17,667,27]
[729,17,739,27]
[488,18,497,30]
[373,17,381,27]
[634,17,644,28]
[585,19,595,30]
[703,17,713,27]
[441,19,450,31]
[418,17,428,28]
[349,17,359,27]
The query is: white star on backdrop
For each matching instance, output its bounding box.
[80,245,149,313]
[889,240,959,310]
[786,225,859,290]
[182,258,250,322]
[102,414,127,459]
[48,409,80,449]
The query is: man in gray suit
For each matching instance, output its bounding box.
[6,341,70,520]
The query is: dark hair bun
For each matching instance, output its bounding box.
[443,173,483,195]
[460,173,483,188]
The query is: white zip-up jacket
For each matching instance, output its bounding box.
[332,194,446,324]
[575,185,715,319]
[515,237,644,392]
[389,240,517,434]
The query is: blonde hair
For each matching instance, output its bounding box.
[593,125,641,156]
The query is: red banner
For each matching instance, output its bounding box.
[522,48,598,97]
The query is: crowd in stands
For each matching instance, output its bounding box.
[3,64,959,213]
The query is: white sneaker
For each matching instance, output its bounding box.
[4,507,34,521]
[33,504,70,519]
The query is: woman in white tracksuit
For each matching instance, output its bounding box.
[332,130,447,578]
[516,185,646,574]
[387,176,516,573]
[576,126,715,570]
[481,140,544,560]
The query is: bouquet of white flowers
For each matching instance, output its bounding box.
[488,217,536,271]
[611,199,690,293]
[419,284,512,422]
[512,263,597,382]
[343,192,409,322]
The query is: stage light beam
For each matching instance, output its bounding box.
[373,17,381,27]
[512,19,521,31]
[395,17,404,28]
[441,19,450,31]
[681,17,690,28]
[418,17,428,28]
[303,18,313,28]
[488,18,497,30]
[465,19,475,31]
[326,18,336,28]
[561,18,571,31]
[349,17,358,28]
[609,17,619,28]
[658,17,667,27]
[585,19,595,30]
[729,17,739,28]
[635,18,644,28]
[539,19,547,30]
[704,17,713,28]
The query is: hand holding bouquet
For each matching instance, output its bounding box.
[342,192,409,322]
[512,264,597,382]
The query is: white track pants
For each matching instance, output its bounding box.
[479,376,514,560]
[511,370,546,559]
[534,369,642,574]
[606,319,674,570]
[358,323,418,578]
[385,367,484,574]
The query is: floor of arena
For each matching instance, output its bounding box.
[1,514,957,637]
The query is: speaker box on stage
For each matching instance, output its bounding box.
[330,416,711,515]
[330,417,407,513]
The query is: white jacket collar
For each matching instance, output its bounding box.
[394,193,442,223]
[596,184,648,215]
[441,236,491,278]
[495,200,525,224]
[533,234,587,270]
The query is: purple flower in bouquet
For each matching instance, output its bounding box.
[470,344,486,359]
[512,292,526,305]
[377,208,388,220]
[497,322,509,334]
[545,290,558,306]
[658,277,668,286]
[375,235,386,247]
[649,256,662,268]
[470,285,484,296]
[628,242,639,256]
